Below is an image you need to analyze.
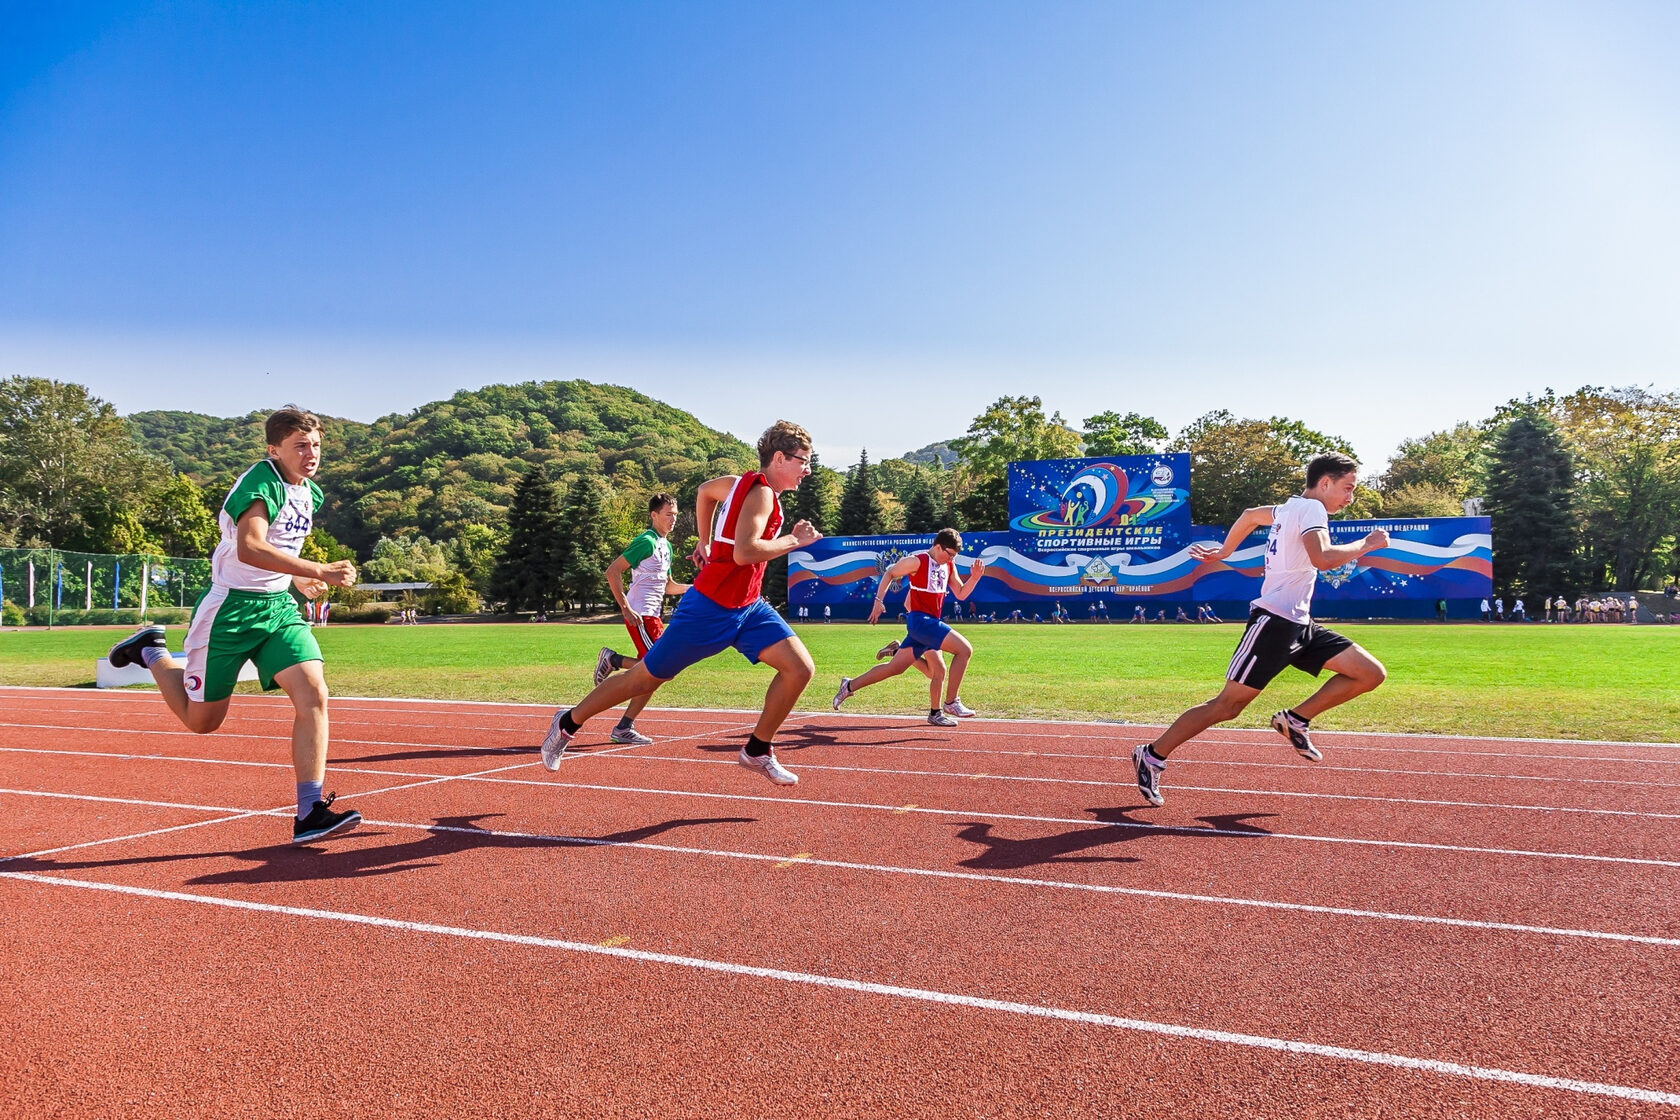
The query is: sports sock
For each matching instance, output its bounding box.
[744,735,771,758]
[140,644,167,668]
[1288,709,1310,726]
[296,780,323,820]
[615,715,634,730]
[1144,745,1167,768]
[559,709,581,735]
[609,653,626,671]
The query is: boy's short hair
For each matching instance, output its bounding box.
[933,528,963,552]
[1305,452,1360,489]
[757,420,813,468]
[648,492,677,513]
[266,406,322,446]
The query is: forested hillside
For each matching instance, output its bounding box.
[128,381,757,553]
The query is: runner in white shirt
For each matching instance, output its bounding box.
[1134,453,1389,807]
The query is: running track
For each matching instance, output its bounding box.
[2,685,1676,1118]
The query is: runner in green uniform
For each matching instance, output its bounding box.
[108,407,363,843]
[590,493,691,744]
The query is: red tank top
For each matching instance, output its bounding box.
[694,472,783,609]
[906,551,951,616]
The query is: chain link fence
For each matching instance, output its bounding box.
[1,547,213,626]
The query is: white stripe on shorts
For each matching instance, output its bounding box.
[1226,615,1268,683]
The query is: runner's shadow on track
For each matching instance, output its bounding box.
[341,746,532,764]
[5,814,755,886]
[702,725,937,754]
[954,809,1279,870]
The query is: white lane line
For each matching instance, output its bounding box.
[611,753,1680,821]
[7,684,1678,749]
[8,739,1673,825]
[4,871,1675,1108]
[6,788,1673,946]
[467,775,1680,869]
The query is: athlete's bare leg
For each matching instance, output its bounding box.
[1150,679,1263,759]
[570,662,665,725]
[145,653,230,734]
[1290,645,1386,721]
[845,645,919,693]
[273,660,330,783]
[751,635,815,741]
[938,629,974,703]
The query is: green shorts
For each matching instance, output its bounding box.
[182,587,322,703]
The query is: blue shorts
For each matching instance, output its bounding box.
[640,588,797,680]
[903,611,953,661]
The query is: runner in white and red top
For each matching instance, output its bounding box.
[831,528,987,726]
[539,421,821,785]
[1131,453,1391,808]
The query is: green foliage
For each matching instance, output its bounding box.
[1081,410,1168,457]
[2,600,23,626]
[126,408,375,502]
[362,535,454,584]
[901,483,943,534]
[900,440,961,467]
[423,571,481,614]
[1556,387,1680,591]
[490,467,566,612]
[1381,423,1486,500]
[838,450,888,535]
[449,523,505,594]
[1484,410,1578,597]
[1378,482,1466,518]
[1169,412,1303,526]
[950,396,1082,529]
[559,475,615,609]
[143,473,219,557]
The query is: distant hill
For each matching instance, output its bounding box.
[127,381,756,553]
[899,440,961,467]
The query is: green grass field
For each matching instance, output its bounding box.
[4,620,1675,742]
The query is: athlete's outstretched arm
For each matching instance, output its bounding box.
[1189,506,1274,563]
[730,485,819,567]
[949,558,987,600]
[692,475,737,564]
[235,503,357,587]
[868,554,921,624]
[1303,526,1389,571]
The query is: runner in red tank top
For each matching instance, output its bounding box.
[831,528,987,725]
[538,421,822,785]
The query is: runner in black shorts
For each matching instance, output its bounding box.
[1133,453,1390,807]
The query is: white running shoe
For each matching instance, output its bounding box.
[593,647,619,687]
[738,748,799,785]
[927,710,959,727]
[540,710,574,770]
[942,698,976,718]
[832,677,853,710]
[1271,709,1321,761]
[609,725,653,745]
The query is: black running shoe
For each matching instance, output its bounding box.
[107,624,167,669]
[1271,709,1322,761]
[292,793,362,844]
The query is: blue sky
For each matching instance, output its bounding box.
[3,2,1678,468]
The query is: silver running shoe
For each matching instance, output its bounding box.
[927,710,959,727]
[1133,744,1165,807]
[738,748,799,785]
[609,725,653,745]
[832,677,852,711]
[593,647,619,687]
[942,698,976,718]
[875,640,900,661]
[540,710,574,770]
[1271,709,1322,761]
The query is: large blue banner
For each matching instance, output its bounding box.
[1006,454,1192,556]
[787,517,1492,620]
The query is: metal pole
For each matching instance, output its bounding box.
[140,562,149,618]
[85,559,93,611]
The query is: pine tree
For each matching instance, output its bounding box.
[902,482,942,534]
[559,475,615,609]
[489,466,565,612]
[1483,410,1578,598]
[784,451,837,534]
[838,450,886,536]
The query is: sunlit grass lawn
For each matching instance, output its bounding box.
[4,619,1676,742]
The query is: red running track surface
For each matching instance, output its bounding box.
[2,685,1677,1119]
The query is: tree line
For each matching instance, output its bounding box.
[3,376,1673,617]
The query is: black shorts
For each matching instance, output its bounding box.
[1226,608,1353,690]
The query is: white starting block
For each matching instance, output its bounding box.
[96,654,259,689]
